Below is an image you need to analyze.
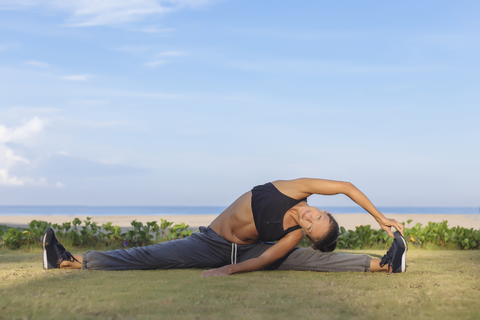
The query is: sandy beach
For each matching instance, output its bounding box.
[1,213,479,231]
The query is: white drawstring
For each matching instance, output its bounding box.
[231,243,237,264]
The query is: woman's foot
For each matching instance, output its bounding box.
[42,227,80,269]
[380,231,407,273]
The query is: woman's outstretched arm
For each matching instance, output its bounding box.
[276,178,404,237]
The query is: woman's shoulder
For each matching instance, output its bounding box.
[270,178,312,200]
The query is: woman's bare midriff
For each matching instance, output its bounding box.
[209,191,259,244]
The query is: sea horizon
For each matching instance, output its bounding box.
[0,205,478,216]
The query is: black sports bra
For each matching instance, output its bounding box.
[251,182,307,242]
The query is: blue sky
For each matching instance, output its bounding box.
[0,0,479,207]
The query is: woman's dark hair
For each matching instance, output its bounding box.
[307,214,339,252]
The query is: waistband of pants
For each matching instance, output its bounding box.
[202,225,259,249]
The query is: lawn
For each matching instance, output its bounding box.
[1,247,479,320]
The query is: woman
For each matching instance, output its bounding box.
[43,178,407,275]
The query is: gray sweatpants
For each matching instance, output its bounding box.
[82,226,371,272]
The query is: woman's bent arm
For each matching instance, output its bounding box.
[201,231,302,277]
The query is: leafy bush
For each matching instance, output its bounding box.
[337,225,393,250]
[2,228,26,249]
[102,221,123,243]
[1,218,479,251]
[0,224,26,242]
[403,220,480,249]
[123,220,156,247]
[26,220,52,244]
[336,220,480,250]
[167,222,192,240]
[0,217,194,250]
[1,221,49,249]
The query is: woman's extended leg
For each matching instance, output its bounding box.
[82,226,237,270]
[50,227,235,271]
[238,243,387,272]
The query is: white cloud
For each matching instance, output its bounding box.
[0,116,44,143]
[4,148,29,165]
[55,181,65,187]
[0,117,46,186]
[58,151,70,156]
[0,0,220,27]
[62,74,90,81]
[0,169,24,186]
[144,60,167,67]
[58,1,171,27]
[23,60,50,67]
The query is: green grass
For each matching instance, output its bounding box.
[1,247,479,320]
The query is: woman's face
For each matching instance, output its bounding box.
[298,206,331,241]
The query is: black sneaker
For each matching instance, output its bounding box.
[380,231,407,273]
[43,227,79,269]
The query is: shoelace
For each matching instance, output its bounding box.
[379,243,395,267]
[56,240,80,263]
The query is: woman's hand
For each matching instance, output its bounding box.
[201,266,232,277]
[378,217,404,238]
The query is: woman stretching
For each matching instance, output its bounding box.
[43,178,407,275]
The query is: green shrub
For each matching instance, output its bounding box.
[1,218,479,251]
[0,224,33,249]
[0,217,194,250]
[26,220,52,244]
[167,222,192,240]
[336,220,479,250]
[123,220,155,247]
[2,228,26,249]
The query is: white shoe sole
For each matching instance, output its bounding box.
[398,235,408,272]
[42,233,48,270]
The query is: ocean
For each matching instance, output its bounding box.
[0,206,478,216]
